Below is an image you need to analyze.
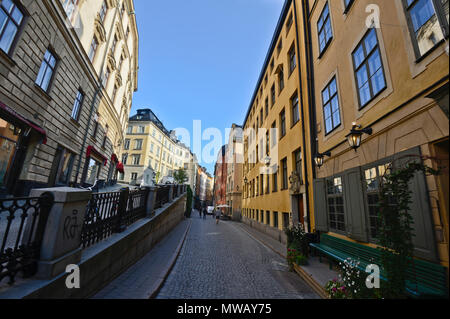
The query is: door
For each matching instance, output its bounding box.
[0,120,20,195]
[297,195,304,225]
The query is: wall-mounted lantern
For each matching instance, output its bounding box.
[314,151,331,169]
[346,122,373,151]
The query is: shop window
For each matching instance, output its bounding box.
[86,158,102,185]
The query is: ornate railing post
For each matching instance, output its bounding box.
[168,185,174,202]
[142,186,157,217]
[27,187,91,279]
[115,187,129,233]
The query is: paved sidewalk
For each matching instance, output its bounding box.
[234,222,287,258]
[92,218,191,299]
[234,221,337,298]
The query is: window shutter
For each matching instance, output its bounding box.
[395,147,438,262]
[343,167,369,242]
[313,179,328,232]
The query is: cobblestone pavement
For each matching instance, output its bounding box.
[156,216,319,299]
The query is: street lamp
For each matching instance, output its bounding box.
[314,151,331,169]
[346,122,373,151]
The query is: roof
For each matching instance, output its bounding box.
[242,0,292,127]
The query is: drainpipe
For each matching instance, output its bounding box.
[73,2,120,185]
[301,0,319,181]
[292,0,311,233]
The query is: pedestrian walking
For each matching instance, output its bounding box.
[203,208,206,219]
[214,208,221,225]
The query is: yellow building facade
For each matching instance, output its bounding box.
[307,0,449,268]
[120,109,192,185]
[241,0,315,240]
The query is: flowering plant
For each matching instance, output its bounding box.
[325,279,348,299]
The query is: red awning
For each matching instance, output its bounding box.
[86,146,108,166]
[116,162,124,174]
[0,101,47,144]
[111,153,118,163]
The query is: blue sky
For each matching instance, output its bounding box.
[132,0,285,174]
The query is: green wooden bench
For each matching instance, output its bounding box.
[310,234,448,298]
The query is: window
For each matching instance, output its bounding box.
[121,2,126,16]
[123,139,130,150]
[53,146,75,186]
[277,39,283,55]
[266,211,270,225]
[283,212,290,229]
[280,109,286,138]
[322,77,341,134]
[36,49,57,92]
[318,2,333,55]
[126,126,133,134]
[286,13,293,33]
[364,163,391,240]
[352,29,387,108]
[132,154,141,165]
[294,149,302,183]
[88,37,98,62]
[344,0,355,13]
[62,0,78,20]
[291,93,299,126]
[71,90,84,121]
[278,67,285,92]
[266,173,270,194]
[327,177,346,232]
[110,34,118,56]
[404,0,449,57]
[102,68,110,87]
[112,85,118,103]
[102,125,108,148]
[92,114,99,138]
[122,153,128,165]
[288,44,296,74]
[260,174,264,195]
[271,121,277,147]
[281,158,288,190]
[86,158,102,185]
[256,176,259,196]
[271,84,276,106]
[265,98,269,118]
[131,172,138,182]
[273,212,278,228]
[137,126,145,134]
[150,143,154,153]
[99,0,107,23]
[0,0,23,55]
[134,139,143,150]
[265,130,269,156]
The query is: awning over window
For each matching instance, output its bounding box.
[86,146,108,166]
[111,153,118,163]
[117,162,124,174]
[0,101,47,144]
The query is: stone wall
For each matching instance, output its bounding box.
[0,193,186,299]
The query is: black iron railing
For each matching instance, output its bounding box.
[81,188,149,249]
[80,191,121,249]
[122,188,148,227]
[0,193,53,286]
[155,185,170,209]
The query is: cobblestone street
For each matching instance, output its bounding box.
[156,214,319,299]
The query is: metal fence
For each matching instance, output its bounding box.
[155,185,170,209]
[0,193,53,286]
[80,191,122,249]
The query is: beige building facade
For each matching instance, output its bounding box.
[0,0,138,197]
